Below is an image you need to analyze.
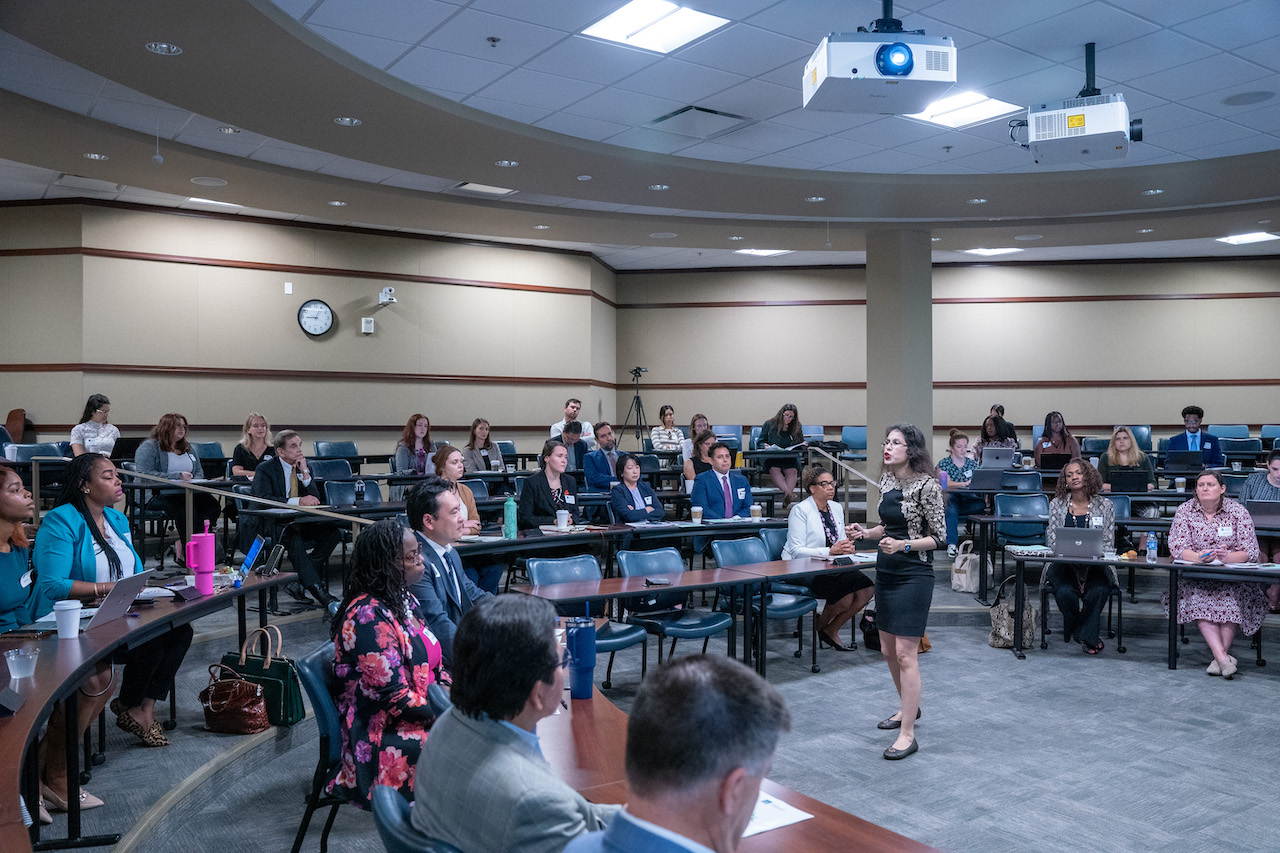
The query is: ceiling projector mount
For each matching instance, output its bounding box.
[1011,42,1145,165]
[802,0,956,115]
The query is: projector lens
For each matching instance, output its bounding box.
[876,42,914,76]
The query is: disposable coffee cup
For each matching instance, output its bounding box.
[691,506,703,524]
[1232,461,1242,472]
[750,504,762,520]
[1090,457,1100,469]
[1023,457,1033,469]
[1175,477,1186,493]
[506,464,516,473]
[555,509,570,529]
[53,600,82,639]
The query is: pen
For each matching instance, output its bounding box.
[560,700,569,710]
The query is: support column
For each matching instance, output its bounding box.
[865,229,933,519]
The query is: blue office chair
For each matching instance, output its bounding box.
[314,440,358,458]
[525,555,648,689]
[513,476,528,498]
[1119,425,1152,453]
[290,642,343,853]
[1001,471,1042,492]
[495,440,517,460]
[711,538,819,673]
[749,426,762,450]
[308,458,353,482]
[840,426,867,450]
[1031,424,1044,447]
[1103,494,1131,521]
[1223,474,1248,498]
[641,438,654,452]
[992,493,1049,549]
[460,479,489,500]
[615,548,733,664]
[1206,424,1249,439]
[756,528,808,596]
[371,786,463,853]
[711,426,742,452]
[801,424,824,444]
[1219,437,1263,464]
[1260,425,1280,446]
[1080,437,1110,456]
[191,441,224,459]
[6,442,62,463]
[638,454,661,474]
[324,479,383,505]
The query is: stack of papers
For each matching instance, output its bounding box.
[1005,545,1052,557]
[741,791,813,837]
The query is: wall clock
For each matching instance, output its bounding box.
[298,299,334,337]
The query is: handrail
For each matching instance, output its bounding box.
[805,446,880,517]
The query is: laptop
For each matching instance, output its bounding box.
[1107,470,1150,494]
[1038,453,1073,472]
[968,468,1005,490]
[1052,527,1106,559]
[1247,501,1280,526]
[1164,450,1202,472]
[84,571,154,631]
[980,447,1015,469]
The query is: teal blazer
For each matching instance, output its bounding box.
[32,503,142,618]
[0,546,34,633]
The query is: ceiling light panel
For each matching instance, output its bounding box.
[583,1,729,54]
[1216,232,1279,245]
[963,247,1023,256]
[734,248,791,256]
[906,91,1023,129]
[450,181,518,196]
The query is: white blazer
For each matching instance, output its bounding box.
[782,496,846,559]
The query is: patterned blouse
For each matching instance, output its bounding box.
[972,437,1018,464]
[1168,498,1260,561]
[1046,495,1116,550]
[70,420,120,454]
[936,455,977,483]
[328,593,445,808]
[879,471,945,544]
[649,426,684,452]
[1242,472,1280,503]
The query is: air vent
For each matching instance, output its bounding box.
[649,106,751,139]
[54,174,121,193]
[924,49,950,73]
[447,182,517,197]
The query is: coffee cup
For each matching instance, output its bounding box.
[690,506,703,524]
[1089,457,1100,469]
[1232,461,1242,472]
[555,509,570,530]
[1175,477,1186,493]
[750,504,762,520]
[53,600,82,639]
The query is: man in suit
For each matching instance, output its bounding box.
[1166,405,1224,467]
[551,397,595,448]
[405,476,492,669]
[249,429,341,606]
[564,654,791,853]
[412,595,618,852]
[583,421,620,491]
[691,442,752,520]
[561,421,590,471]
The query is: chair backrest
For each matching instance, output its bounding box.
[514,476,528,497]
[1103,493,1131,520]
[638,454,661,473]
[324,480,356,506]
[308,458,353,481]
[711,426,742,452]
[710,537,770,568]
[1157,437,1170,455]
[427,683,452,717]
[314,440,358,458]
[1080,437,1110,456]
[1207,424,1249,439]
[1219,437,1262,454]
[191,441,224,458]
[1260,425,1280,442]
[1000,471,1042,492]
[641,438,654,452]
[0,425,11,446]
[840,426,867,450]
[748,426,762,450]
[5,442,62,463]
[231,483,253,513]
[296,642,342,771]
[371,785,462,853]
[758,527,787,561]
[527,555,604,617]
[496,440,517,458]
[993,493,1050,544]
[461,479,489,500]
[1119,425,1152,452]
[616,548,688,612]
[801,424,824,443]
[1031,424,1044,447]
[362,480,384,503]
[1223,474,1248,498]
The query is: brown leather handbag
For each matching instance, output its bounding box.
[198,663,270,734]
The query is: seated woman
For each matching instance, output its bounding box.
[230,412,273,480]
[989,404,1019,447]
[681,413,710,462]
[1043,460,1116,655]
[1242,449,1280,607]
[0,464,34,634]
[1032,411,1081,467]
[391,414,440,500]
[609,453,665,523]
[461,417,504,474]
[972,414,1019,464]
[1098,425,1156,492]
[70,394,119,456]
[649,405,684,453]
[1163,470,1263,678]
[328,519,446,807]
[782,464,874,651]
[758,403,805,507]
[682,429,717,487]
[517,440,578,530]
[133,412,220,564]
[433,446,501,594]
[936,429,984,558]
[34,455,194,803]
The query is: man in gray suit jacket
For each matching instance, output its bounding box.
[564,655,790,853]
[412,595,618,852]
[405,477,493,669]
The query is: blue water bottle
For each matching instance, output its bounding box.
[565,616,596,700]
[503,495,518,539]
[1146,531,1158,563]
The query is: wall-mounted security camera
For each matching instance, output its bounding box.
[378,286,397,305]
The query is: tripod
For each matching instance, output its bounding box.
[620,367,649,448]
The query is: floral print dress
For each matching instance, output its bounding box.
[1163,498,1265,634]
[327,593,445,807]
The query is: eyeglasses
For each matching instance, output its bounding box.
[815,480,836,488]
[882,439,908,448]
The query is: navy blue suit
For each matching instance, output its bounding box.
[609,482,665,523]
[691,469,752,519]
[1167,431,1223,467]
[584,448,622,490]
[408,531,493,669]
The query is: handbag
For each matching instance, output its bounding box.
[859,610,881,651]
[198,664,270,734]
[219,625,306,727]
[950,540,989,593]
[917,632,932,654]
[988,576,1037,649]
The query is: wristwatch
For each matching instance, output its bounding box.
[903,542,912,553]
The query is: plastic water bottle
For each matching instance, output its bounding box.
[1145,531,1158,563]
[938,470,948,489]
[355,479,365,501]
[503,495,518,539]
[416,447,426,474]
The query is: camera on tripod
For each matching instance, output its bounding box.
[629,366,648,379]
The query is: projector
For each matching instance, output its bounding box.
[1028,93,1140,165]
[802,32,956,114]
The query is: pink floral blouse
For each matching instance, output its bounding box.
[1168,497,1260,561]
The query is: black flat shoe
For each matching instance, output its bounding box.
[883,738,918,760]
[876,708,922,730]
[819,630,851,651]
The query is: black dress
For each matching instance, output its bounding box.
[873,489,934,637]
[691,458,712,476]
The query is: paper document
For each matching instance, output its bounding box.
[137,587,176,600]
[1174,558,1224,566]
[36,607,99,625]
[741,791,813,837]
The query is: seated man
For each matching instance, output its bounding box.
[405,476,493,669]
[412,595,618,852]
[560,421,590,471]
[583,421,620,491]
[691,442,752,520]
[1167,405,1224,467]
[249,429,341,607]
[565,655,791,853]
[551,397,595,448]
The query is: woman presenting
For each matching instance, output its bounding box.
[850,423,944,761]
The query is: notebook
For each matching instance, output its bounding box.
[1052,527,1105,559]
[1164,450,1202,472]
[1107,469,1150,493]
[980,447,1015,469]
[1038,453,1073,472]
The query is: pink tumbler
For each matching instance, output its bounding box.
[188,531,217,595]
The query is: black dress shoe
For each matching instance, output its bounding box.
[284,582,310,603]
[819,630,851,651]
[308,586,338,609]
[883,738,918,760]
[876,708,922,730]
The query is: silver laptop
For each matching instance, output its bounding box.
[1247,501,1280,526]
[1052,528,1105,559]
[980,447,1015,469]
[84,571,154,631]
[968,468,1005,490]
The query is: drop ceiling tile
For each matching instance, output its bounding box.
[1230,102,1280,133]
[743,0,886,41]
[744,152,826,169]
[534,111,630,141]
[957,39,1056,91]
[696,78,800,122]
[1,82,97,116]
[713,121,821,153]
[1093,29,1218,81]
[560,198,632,211]
[894,128,1001,160]
[470,0,621,31]
[380,172,459,192]
[95,81,180,110]
[1128,53,1270,101]
[755,57,810,89]
[1113,0,1230,27]
[1234,35,1280,72]
[304,0,458,44]
[770,106,883,135]
[562,88,684,125]
[1183,134,1274,159]
[317,159,399,182]
[462,95,556,124]
[0,49,104,97]
[475,69,602,111]
[834,148,937,173]
[171,130,263,158]
[673,24,814,76]
[614,59,746,104]
[839,117,949,148]
[525,36,661,85]
[1000,3,1162,64]
[1179,75,1280,117]
[675,141,758,163]
[87,99,192,137]
[1130,101,1218,137]
[44,186,120,200]
[251,146,338,171]
[948,144,1036,172]
[1177,0,1280,50]
[307,24,414,69]
[0,180,54,201]
[268,0,317,19]
[602,127,694,154]
[985,65,1096,108]
[694,0,780,19]
[389,46,511,95]
[422,9,567,64]
[923,0,1086,37]
[903,161,983,174]
[781,135,879,166]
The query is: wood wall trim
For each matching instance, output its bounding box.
[934,378,1280,389]
[615,291,1279,310]
[616,254,1280,276]
[621,298,866,309]
[0,246,619,309]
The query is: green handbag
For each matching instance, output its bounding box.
[219,625,306,727]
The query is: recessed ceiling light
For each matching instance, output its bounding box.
[1259,219,1272,225]
[734,248,792,257]
[729,236,744,241]
[967,198,987,204]
[805,196,825,203]
[333,116,363,127]
[577,175,592,181]
[533,224,551,230]
[451,182,517,196]
[83,153,109,160]
[648,184,669,191]
[494,160,518,168]
[217,126,242,134]
[650,232,677,239]
[1137,228,1155,234]
[1216,232,1280,245]
[187,197,242,208]
[327,200,348,207]
[907,91,1022,129]
[1013,234,1042,241]
[963,247,1023,256]
[583,1,729,54]
[190,176,228,187]
[145,42,183,56]
[1222,91,1274,107]
[1141,188,1163,196]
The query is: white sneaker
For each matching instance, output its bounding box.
[947,545,958,558]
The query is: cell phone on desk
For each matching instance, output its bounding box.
[831,556,854,566]
[644,577,671,586]
[257,544,285,577]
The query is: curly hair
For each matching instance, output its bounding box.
[801,463,831,492]
[151,413,191,454]
[335,518,412,635]
[1053,459,1103,500]
[881,423,934,478]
